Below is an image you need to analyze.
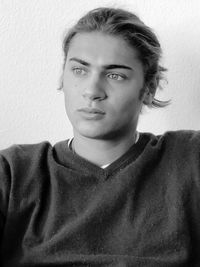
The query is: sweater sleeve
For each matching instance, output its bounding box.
[0,154,11,239]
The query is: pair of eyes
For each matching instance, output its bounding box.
[71,67,126,81]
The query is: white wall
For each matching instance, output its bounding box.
[1,0,200,149]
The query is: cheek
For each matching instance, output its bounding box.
[122,100,141,119]
[63,81,79,102]
[115,92,141,113]
[63,85,81,117]
[63,71,79,93]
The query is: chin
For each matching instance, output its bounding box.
[73,119,133,140]
[74,121,107,138]
[77,129,107,139]
[75,125,126,141]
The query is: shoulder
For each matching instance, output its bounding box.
[157,130,200,151]
[152,130,200,170]
[0,141,53,163]
[141,129,200,147]
[140,130,200,164]
[159,129,200,142]
[141,129,200,149]
[0,141,54,199]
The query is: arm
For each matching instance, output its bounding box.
[0,154,11,241]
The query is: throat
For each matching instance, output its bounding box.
[68,132,139,168]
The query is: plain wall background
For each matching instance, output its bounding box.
[0,0,200,149]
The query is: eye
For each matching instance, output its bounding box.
[72,67,87,76]
[107,73,125,81]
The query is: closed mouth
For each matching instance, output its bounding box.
[78,108,105,114]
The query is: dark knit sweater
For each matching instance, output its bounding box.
[0,131,200,266]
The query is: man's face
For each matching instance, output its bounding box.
[63,31,147,140]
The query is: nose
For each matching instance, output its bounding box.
[82,74,107,101]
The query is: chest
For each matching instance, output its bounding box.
[1,168,195,266]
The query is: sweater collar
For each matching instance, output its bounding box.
[53,132,151,178]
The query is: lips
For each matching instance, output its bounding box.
[77,107,105,120]
[77,107,105,114]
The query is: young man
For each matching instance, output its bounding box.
[0,7,200,267]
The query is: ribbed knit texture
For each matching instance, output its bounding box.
[0,131,200,266]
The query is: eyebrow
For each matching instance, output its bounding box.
[69,57,133,70]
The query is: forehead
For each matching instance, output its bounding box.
[66,32,142,68]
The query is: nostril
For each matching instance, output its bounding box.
[82,93,104,101]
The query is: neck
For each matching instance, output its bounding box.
[72,130,138,167]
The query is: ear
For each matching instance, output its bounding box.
[142,88,155,106]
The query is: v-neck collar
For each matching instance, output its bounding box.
[53,133,151,179]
